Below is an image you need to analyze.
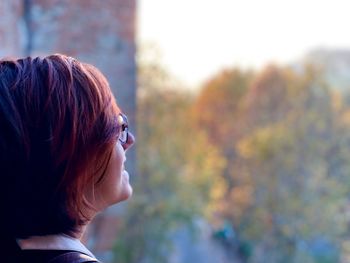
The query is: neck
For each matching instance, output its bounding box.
[72,224,88,240]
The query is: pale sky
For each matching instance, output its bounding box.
[138,0,350,88]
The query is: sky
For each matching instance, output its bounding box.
[138,0,350,88]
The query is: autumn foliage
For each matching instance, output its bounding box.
[114,51,350,262]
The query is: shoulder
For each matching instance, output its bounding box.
[49,251,100,263]
[19,250,100,263]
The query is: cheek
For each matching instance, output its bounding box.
[93,143,132,209]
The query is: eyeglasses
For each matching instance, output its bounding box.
[117,113,129,145]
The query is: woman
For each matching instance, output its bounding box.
[0,54,135,262]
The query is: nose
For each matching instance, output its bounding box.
[123,132,135,151]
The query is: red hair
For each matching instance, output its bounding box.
[0,54,120,237]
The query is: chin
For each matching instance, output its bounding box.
[123,184,133,200]
[119,171,133,201]
[114,184,133,204]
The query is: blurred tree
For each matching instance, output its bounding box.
[113,47,225,263]
[114,45,350,262]
[235,65,348,262]
[192,68,254,220]
[193,68,253,147]
[193,63,350,262]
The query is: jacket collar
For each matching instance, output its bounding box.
[16,234,96,258]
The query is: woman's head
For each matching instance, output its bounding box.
[0,54,133,238]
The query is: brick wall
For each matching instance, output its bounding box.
[0,0,24,57]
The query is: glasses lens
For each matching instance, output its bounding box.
[120,126,128,144]
[117,113,129,144]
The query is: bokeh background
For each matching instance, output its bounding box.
[1,0,350,262]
